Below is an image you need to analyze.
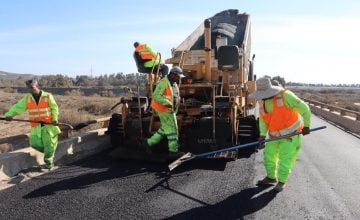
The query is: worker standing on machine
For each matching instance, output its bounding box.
[141,66,185,159]
[249,77,311,192]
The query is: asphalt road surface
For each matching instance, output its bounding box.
[0,115,359,219]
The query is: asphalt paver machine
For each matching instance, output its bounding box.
[107,9,259,162]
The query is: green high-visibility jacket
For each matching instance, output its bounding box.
[142,44,160,68]
[152,76,180,113]
[259,90,311,137]
[5,91,59,122]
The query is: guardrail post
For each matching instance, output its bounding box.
[61,129,70,139]
[340,110,346,116]
[103,120,109,128]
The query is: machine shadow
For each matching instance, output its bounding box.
[165,185,278,219]
[22,147,232,199]
[22,149,167,199]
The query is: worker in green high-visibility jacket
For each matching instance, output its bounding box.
[249,77,311,192]
[4,80,61,170]
[141,66,185,159]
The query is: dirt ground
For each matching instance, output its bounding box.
[0,91,30,137]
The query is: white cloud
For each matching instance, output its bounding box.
[252,15,360,84]
[2,12,359,84]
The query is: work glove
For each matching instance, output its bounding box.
[164,102,173,108]
[302,127,310,135]
[38,121,47,126]
[165,104,173,111]
[4,116,13,121]
[257,136,266,152]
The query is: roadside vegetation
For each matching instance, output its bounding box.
[0,73,147,89]
[291,88,360,112]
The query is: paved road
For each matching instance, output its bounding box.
[0,115,359,219]
[252,115,360,219]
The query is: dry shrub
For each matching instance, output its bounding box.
[0,103,8,115]
[91,93,101,97]
[2,87,17,93]
[59,109,93,124]
[59,109,106,132]
[76,99,115,115]
[99,90,115,97]
[0,143,11,153]
[63,89,84,96]
[78,104,105,115]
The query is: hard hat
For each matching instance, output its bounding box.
[271,80,280,86]
[25,79,38,87]
[169,66,185,78]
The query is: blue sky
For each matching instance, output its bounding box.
[1,0,359,84]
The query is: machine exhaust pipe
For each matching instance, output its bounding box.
[204,19,212,79]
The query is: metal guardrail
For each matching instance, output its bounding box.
[304,98,360,135]
[303,98,360,121]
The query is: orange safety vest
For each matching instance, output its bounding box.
[151,79,173,113]
[26,93,53,127]
[260,90,303,137]
[135,44,155,60]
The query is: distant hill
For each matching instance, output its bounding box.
[0,71,35,80]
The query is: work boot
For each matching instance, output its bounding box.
[274,182,286,192]
[168,151,185,160]
[257,176,277,186]
[40,163,54,172]
[139,139,152,154]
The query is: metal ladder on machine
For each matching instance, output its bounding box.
[208,73,237,159]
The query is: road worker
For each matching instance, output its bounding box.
[134,41,169,77]
[249,77,311,192]
[142,66,185,159]
[4,80,61,170]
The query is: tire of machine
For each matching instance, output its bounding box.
[107,113,124,148]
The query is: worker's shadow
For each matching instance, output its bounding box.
[145,169,278,219]
[22,150,170,199]
[22,147,232,199]
[165,185,278,219]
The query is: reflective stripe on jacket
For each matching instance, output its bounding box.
[135,44,155,60]
[260,90,303,137]
[26,93,53,127]
[151,77,173,112]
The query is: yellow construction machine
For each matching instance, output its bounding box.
[107,9,259,161]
